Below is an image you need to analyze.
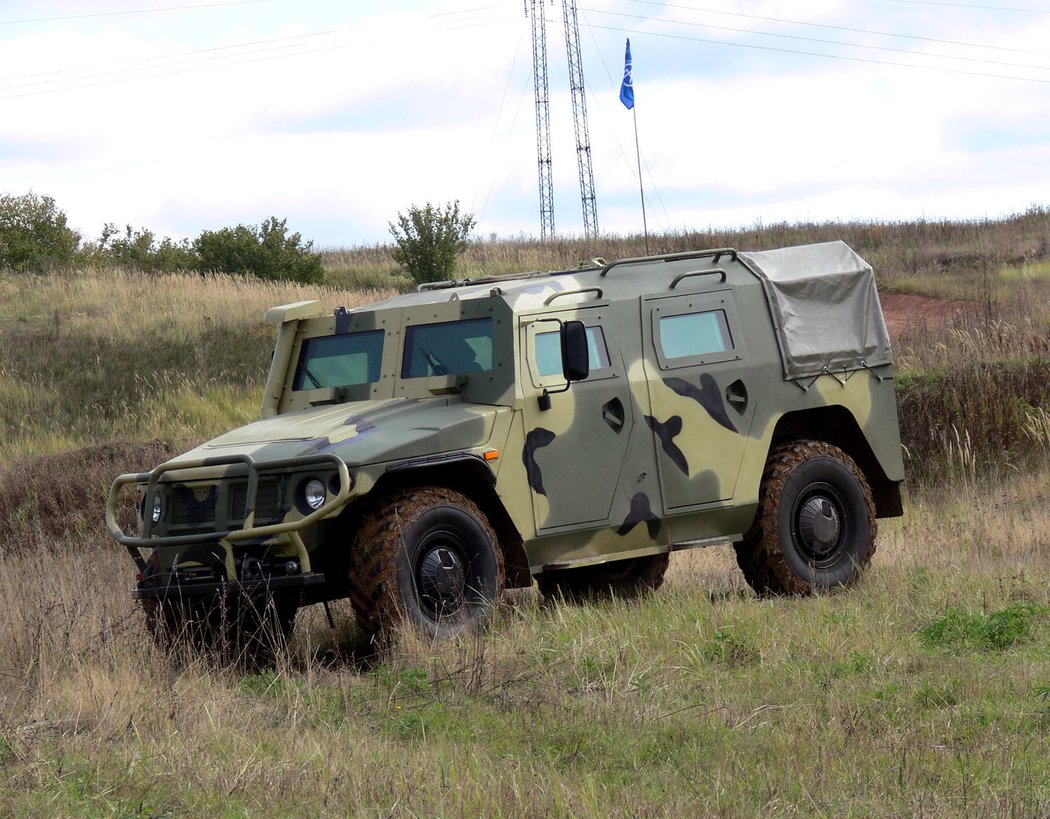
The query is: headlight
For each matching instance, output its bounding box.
[151,494,162,523]
[302,478,326,511]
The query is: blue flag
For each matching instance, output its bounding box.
[619,38,634,110]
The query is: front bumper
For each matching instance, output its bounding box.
[135,572,327,600]
[107,452,352,584]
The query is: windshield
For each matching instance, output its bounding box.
[293,330,384,390]
[402,318,494,378]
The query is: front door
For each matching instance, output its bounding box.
[519,308,634,531]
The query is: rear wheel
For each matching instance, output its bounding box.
[349,487,504,639]
[734,440,876,595]
[536,553,669,603]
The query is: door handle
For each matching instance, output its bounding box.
[602,397,626,432]
[725,379,748,414]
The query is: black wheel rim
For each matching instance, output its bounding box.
[415,529,470,620]
[791,482,849,567]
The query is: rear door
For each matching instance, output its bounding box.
[641,289,757,509]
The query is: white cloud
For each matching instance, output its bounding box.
[0,0,1048,245]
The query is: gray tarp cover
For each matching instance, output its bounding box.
[739,241,892,381]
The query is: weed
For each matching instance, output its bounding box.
[375,665,432,697]
[872,683,901,701]
[919,603,1039,651]
[702,626,758,666]
[239,669,287,698]
[914,681,957,709]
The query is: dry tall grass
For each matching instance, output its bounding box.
[323,206,1050,291]
[1,215,1049,813]
[0,269,395,462]
[1,466,1048,815]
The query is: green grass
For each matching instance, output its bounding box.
[3,542,1050,814]
[919,603,1040,651]
[2,214,1050,814]
[1001,259,1050,283]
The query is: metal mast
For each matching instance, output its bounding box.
[561,0,598,237]
[526,0,555,240]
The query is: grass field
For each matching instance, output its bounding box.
[1,214,1049,814]
[1,468,1048,815]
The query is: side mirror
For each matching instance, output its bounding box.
[539,320,589,411]
[561,320,590,382]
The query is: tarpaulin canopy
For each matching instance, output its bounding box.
[739,241,893,381]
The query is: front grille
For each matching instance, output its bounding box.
[230,478,282,523]
[163,477,282,531]
[169,485,218,526]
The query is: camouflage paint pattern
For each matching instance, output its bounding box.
[108,245,904,590]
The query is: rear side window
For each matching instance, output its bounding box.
[658,310,733,359]
[402,318,494,378]
[535,326,610,377]
[293,330,384,390]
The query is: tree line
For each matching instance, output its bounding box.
[0,192,476,288]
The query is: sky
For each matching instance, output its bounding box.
[2,0,1050,248]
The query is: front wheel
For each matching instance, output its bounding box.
[349,487,504,639]
[734,440,876,595]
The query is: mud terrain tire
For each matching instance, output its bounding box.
[536,553,669,602]
[349,487,504,639]
[734,440,876,596]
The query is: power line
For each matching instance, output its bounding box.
[0,28,345,88]
[0,9,516,98]
[0,0,273,26]
[584,8,1050,73]
[0,37,360,99]
[874,0,1050,13]
[578,11,671,232]
[626,0,1050,58]
[472,27,527,222]
[586,22,1050,85]
[428,5,503,17]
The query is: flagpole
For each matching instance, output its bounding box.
[620,37,649,254]
[632,105,649,255]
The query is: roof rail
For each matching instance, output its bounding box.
[417,280,457,292]
[600,248,738,277]
[417,270,554,292]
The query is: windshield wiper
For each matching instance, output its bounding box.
[302,365,322,388]
[420,347,449,376]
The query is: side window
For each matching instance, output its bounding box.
[402,318,494,378]
[293,330,384,390]
[535,326,610,377]
[658,310,733,360]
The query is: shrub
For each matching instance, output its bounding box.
[0,192,80,272]
[194,216,324,284]
[389,200,476,286]
[87,223,197,273]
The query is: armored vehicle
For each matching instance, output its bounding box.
[108,240,904,645]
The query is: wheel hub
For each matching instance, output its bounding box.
[418,545,467,614]
[797,495,842,557]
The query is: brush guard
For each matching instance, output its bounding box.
[107,453,352,598]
